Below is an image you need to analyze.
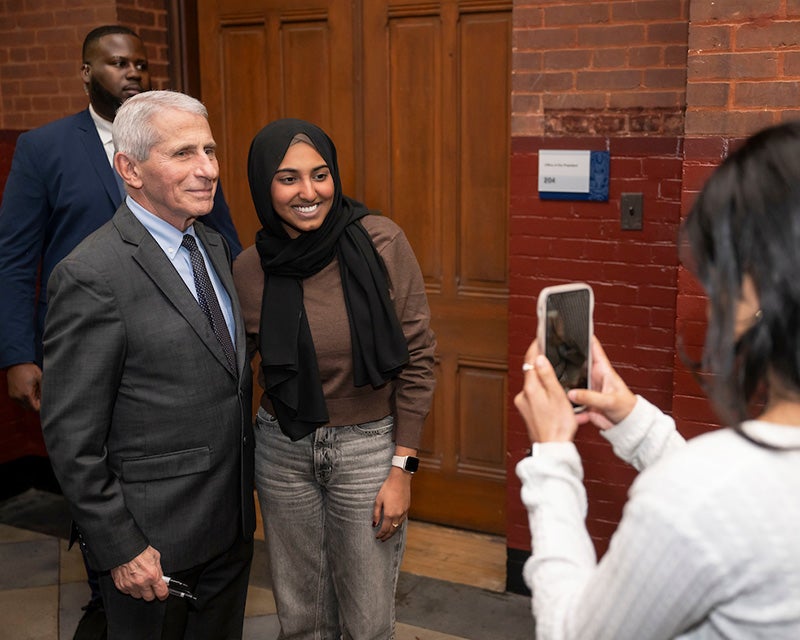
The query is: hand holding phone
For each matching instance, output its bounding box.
[570,337,638,429]
[536,283,594,412]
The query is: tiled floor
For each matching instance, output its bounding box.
[0,489,532,640]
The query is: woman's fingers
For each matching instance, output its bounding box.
[516,353,578,443]
[532,354,562,397]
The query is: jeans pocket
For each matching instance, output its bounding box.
[351,414,394,437]
[256,407,280,430]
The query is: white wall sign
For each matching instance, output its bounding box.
[538,150,591,193]
[538,149,610,201]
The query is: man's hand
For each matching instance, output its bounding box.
[110,546,169,601]
[6,363,42,411]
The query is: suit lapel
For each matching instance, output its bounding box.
[113,206,238,377]
[196,223,246,376]
[75,109,123,209]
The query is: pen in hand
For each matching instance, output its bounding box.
[162,575,198,602]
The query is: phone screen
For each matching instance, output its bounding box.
[543,287,592,396]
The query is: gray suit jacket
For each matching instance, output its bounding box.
[41,204,255,573]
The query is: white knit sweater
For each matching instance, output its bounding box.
[516,396,800,639]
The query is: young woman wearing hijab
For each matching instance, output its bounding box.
[233,119,436,639]
[514,121,800,639]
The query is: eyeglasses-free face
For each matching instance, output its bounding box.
[270,142,335,238]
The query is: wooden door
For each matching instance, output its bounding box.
[362,1,511,534]
[196,0,510,534]
[197,0,358,248]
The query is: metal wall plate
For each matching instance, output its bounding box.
[621,192,643,230]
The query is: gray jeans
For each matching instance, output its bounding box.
[255,408,406,640]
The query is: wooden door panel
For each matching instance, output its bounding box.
[365,2,511,534]
[218,26,268,247]
[198,0,357,246]
[280,23,331,125]
[459,13,511,289]
[458,364,507,472]
[197,0,510,534]
[419,360,507,476]
[385,17,442,283]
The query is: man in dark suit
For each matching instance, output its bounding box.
[0,26,243,637]
[0,24,241,412]
[40,90,255,639]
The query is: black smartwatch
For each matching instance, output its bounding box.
[391,455,419,474]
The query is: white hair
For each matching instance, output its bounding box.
[113,90,209,161]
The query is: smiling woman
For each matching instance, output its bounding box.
[234,118,437,639]
[269,136,334,237]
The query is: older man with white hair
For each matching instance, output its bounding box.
[41,91,255,640]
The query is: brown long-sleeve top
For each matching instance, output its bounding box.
[233,214,436,449]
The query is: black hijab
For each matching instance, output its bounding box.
[248,119,409,441]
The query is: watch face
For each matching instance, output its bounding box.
[405,457,420,473]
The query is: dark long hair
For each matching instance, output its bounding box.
[681,121,800,424]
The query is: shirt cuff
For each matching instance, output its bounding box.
[601,396,654,451]
[515,441,583,485]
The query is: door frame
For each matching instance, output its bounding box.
[168,0,201,97]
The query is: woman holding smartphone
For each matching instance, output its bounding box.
[516,121,800,639]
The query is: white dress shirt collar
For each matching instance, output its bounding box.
[88,104,115,167]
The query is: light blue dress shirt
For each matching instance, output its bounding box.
[127,198,235,343]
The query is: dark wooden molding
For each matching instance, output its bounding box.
[168,0,202,98]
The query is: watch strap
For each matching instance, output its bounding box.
[391,454,419,474]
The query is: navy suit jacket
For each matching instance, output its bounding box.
[0,108,242,368]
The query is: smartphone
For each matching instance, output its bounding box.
[536,283,594,412]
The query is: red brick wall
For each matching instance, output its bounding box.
[508,0,800,573]
[0,0,170,130]
[686,1,800,135]
[507,135,683,555]
[508,0,690,559]
[512,0,689,137]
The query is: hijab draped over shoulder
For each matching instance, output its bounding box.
[248,119,409,441]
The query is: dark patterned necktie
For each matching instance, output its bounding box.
[181,234,236,372]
